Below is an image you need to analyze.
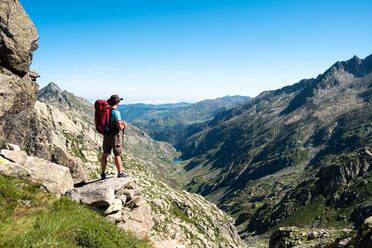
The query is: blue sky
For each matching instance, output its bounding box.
[20,0,372,103]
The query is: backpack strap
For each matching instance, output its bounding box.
[107,106,112,127]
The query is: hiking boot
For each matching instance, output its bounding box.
[117,172,129,178]
[101,173,109,180]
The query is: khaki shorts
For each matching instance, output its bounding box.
[103,133,122,156]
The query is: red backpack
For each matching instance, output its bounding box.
[94,100,111,135]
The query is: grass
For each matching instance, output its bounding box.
[0,175,152,248]
[272,199,326,231]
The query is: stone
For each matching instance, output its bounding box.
[51,146,89,184]
[23,156,73,196]
[68,185,115,207]
[0,149,73,196]
[338,238,352,246]
[18,199,32,208]
[117,194,127,204]
[125,196,145,209]
[120,202,153,239]
[117,189,134,202]
[364,216,372,227]
[29,70,40,80]
[151,198,168,210]
[104,198,123,215]
[308,231,319,240]
[0,0,39,77]
[154,239,185,248]
[0,156,31,178]
[3,143,21,151]
[106,210,123,224]
[0,149,28,164]
[133,189,142,196]
[67,177,133,207]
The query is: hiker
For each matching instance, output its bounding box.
[100,94,128,179]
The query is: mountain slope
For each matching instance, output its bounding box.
[118,96,250,144]
[175,54,372,241]
[118,102,192,122]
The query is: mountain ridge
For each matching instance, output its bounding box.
[172,53,372,244]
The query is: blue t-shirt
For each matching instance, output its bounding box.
[109,108,121,128]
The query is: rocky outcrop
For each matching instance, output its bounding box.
[0,0,38,77]
[0,0,51,157]
[298,216,372,248]
[67,177,154,240]
[247,148,372,235]
[0,148,74,196]
[269,226,353,248]
[34,100,100,184]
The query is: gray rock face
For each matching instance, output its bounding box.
[50,146,90,185]
[0,149,74,196]
[0,0,39,77]
[0,0,51,156]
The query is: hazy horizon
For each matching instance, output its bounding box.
[21,0,372,103]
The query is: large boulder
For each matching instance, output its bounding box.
[0,149,74,196]
[67,177,133,207]
[0,0,39,77]
[50,146,90,185]
[120,202,153,239]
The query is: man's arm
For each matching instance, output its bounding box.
[113,109,126,130]
[116,120,127,130]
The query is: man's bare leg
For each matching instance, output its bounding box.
[114,155,123,174]
[101,153,110,174]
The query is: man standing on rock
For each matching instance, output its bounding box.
[101,95,129,179]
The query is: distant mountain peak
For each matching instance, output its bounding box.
[43,82,62,92]
[326,53,372,77]
[38,82,94,117]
